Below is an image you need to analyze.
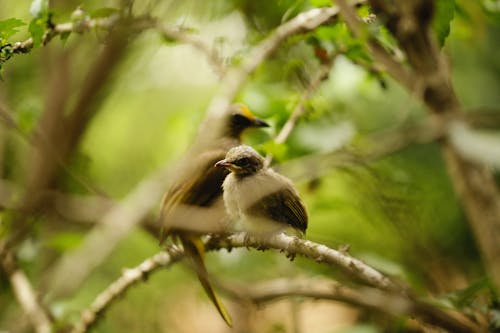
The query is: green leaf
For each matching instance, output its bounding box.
[446,277,491,308]
[315,22,351,44]
[433,0,455,46]
[29,18,45,48]
[0,18,26,40]
[60,31,71,45]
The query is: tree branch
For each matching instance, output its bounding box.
[0,251,52,333]
[156,23,226,78]
[221,278,478,333]
[70,245,184,333]
[71,233,482,333]
[201,2,366,134]
[278,115,445,182]
[333,0,415,92]
[208,233,399,291]
[44,165,174,298]
[10,15,120,56]
[364,0,500,294]
[265,58,338,166]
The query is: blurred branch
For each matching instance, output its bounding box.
[265,58,337,166]
[6,23,132,250]
[221,278,477,333]
[0,251,52,333]
[44,165,173,298]
[363,0,500,293]
[72,233,482,333]
[448,121,500,169]
[203,3,365,131]
[279,115,446,182]
[156,24,226,78]
[6,10,225,78]
[330,0,500,292]
[10,15,120,56]
[273,63,335,145]
[334,0,415,92]
[463,107,500,129]
[70,245,184,333]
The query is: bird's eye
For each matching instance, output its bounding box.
[234,157,250,167]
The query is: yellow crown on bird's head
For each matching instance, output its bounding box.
[234,103,255,120]
[226,103,269,138]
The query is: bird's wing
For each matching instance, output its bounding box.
[248,187,308,233]
[160,149,228,239]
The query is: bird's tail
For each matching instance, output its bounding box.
[180,236,233,327]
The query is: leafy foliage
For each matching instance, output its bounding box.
[433,0,456,46]
[0,18,26,42]
[28,18,45,48]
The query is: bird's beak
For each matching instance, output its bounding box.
[252,117,269,128]
[215,159,232,168]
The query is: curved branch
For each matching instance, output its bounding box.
[72,233,481,333]
[221,278,480,333]
[70,245,184,333]
[203,2,366,125]
[265,59,337,166]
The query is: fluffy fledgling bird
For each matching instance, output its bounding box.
[215,145,308,236]
[160,105,268,326]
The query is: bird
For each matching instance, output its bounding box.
[159,104,269,327]
[215,145,308,237]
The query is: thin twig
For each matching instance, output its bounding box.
[333,0,415,92]
[202,3,366,130]
[0,251,52,333]
[10,16,120,56]
[265,60,337,166]
[6,12,225,78]
[278,115,446,182]
[70,245,184,333]
[156,23,226,78]
[221,278,478,333]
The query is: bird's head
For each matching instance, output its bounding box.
[215,145,265,177]
[226,104,269,138]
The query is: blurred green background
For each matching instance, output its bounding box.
[1,0,499,332]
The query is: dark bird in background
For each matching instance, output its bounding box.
[215,145,308,237]
[159,105,269,326]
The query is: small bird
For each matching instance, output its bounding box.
[215,145,308,236]
[160,105,268,326]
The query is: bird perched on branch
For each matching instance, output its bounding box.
[159,105,269,327]
[215,145,308,236]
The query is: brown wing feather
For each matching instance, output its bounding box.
[248,187,308,233]
[160,149,228,239]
